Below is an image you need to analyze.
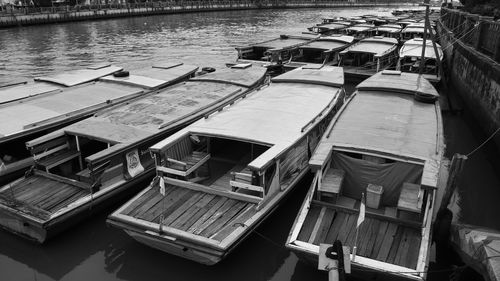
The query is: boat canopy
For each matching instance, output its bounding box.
[151,66,344,171]
[402,26,425,34]
[345,24,374,32]
[311,71,440,168]
[251,35,316,50]
[300,36,354,51]
[318,23,349,30]
[340,37,398,57]
[35,65,123,87]
[376,24,402,33]
[400,38,443,60]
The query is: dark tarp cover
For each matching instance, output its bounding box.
[332,152,423,206]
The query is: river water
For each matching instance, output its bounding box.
[1,6,499,281]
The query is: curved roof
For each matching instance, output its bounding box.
[400,39,443,60]
[345,24,374,32]
[299,36,354,51]
[151,67,344,170]
[340,37,398,56]
[310,71,442,169]
[356,70,439,97]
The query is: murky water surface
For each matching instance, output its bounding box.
[0,6,498,281]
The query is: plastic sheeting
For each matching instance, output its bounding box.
[332,152,423,206]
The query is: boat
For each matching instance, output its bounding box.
[342,24,375,41]
[286,70,446,281]
[309,22,350,35]
[0,63,199,185]
[107,66,347,265]
[338,36,399,80]
[397,38,443,84]
[374,24,403,40]
[284,35,355,70]
[400,24,431,42]
[0,65,267,243]
[450,223,500,281]
[234,33,319,67]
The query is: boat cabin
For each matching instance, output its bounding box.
[285,35,355,69]
[286,71,445,281]
[400,25,431,42]
[235,34,319,65]
[339,37,399,79]
[374,24,403,39]
[0,63,198,185]
[342,24,375,41]
[397,38,443,84]
[310,22,350,35]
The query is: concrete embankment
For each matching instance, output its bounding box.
[437,8,500,151]
[0,0,415,28]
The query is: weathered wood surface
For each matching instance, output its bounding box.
[0,175,89,219]
[121,184,256,242]
[295,203,421,269]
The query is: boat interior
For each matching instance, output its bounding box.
[295,150,433,270]
[399,56,438,75]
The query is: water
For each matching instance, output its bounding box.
[0,6,499,281]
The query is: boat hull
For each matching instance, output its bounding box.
[0,171,151,243]
[288,246,424,281]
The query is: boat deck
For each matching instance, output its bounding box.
[296,200,421,269]
[0,175,90,220]
[120,183,257,241]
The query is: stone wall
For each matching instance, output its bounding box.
[438,8,500,150]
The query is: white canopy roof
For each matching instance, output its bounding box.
[400,38,443,60]
[151,67,344,171]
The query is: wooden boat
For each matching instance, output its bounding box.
[107,66,347,265]
[286,70,446,281]
[0,63,198,185]
[234,33,319,66]
[284,35,355,70]
[309,22,350,35]
[374,24,403,40]
[397,38,443,84]
[400,25,431,42]
[339,36,399,80]
[450,223,500,281]
[0,65,266,243]
[342,24,375,41]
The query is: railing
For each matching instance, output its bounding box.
[0,0,418,16]
[440,7,500,63]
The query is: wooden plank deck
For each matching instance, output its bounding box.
[0,175,90,217]
[121,182,256,241]
[295,201,422,269]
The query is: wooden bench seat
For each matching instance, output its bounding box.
[397,182,423,218]
[230,167,264,197]
[38,150,80,172]
[318,168,345,202]
[157,151,210,178]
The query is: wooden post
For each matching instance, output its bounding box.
[439,153,467,212]
[419,0,430,75]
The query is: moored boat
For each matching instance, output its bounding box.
[339,36,399,80]
[397,38,443,84]
[401,24,431,42]
[234,33,319,67]
[309,22,350,35]
[0,63,199,185]
[342,24,375,41]
[374,24,403,40]
[286,70,446,281]
[0,65,266,243]
[107,66,347,265]
[284,35,355,70]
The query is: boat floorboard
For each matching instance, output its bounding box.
[296,202,421,269]
[0,175,90,217]
[122,181,257,242]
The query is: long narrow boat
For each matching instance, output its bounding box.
[0,65,266,243]
[397,38,443,84]
[0,63,199,185]
[234,33,319,66]
[107,66,347,265]
[339,36,399,80]
[286,71,447,281]
[284,35,354,70]
[309,22,350,35]
[374,24,403,40]
[342,24,375,41]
